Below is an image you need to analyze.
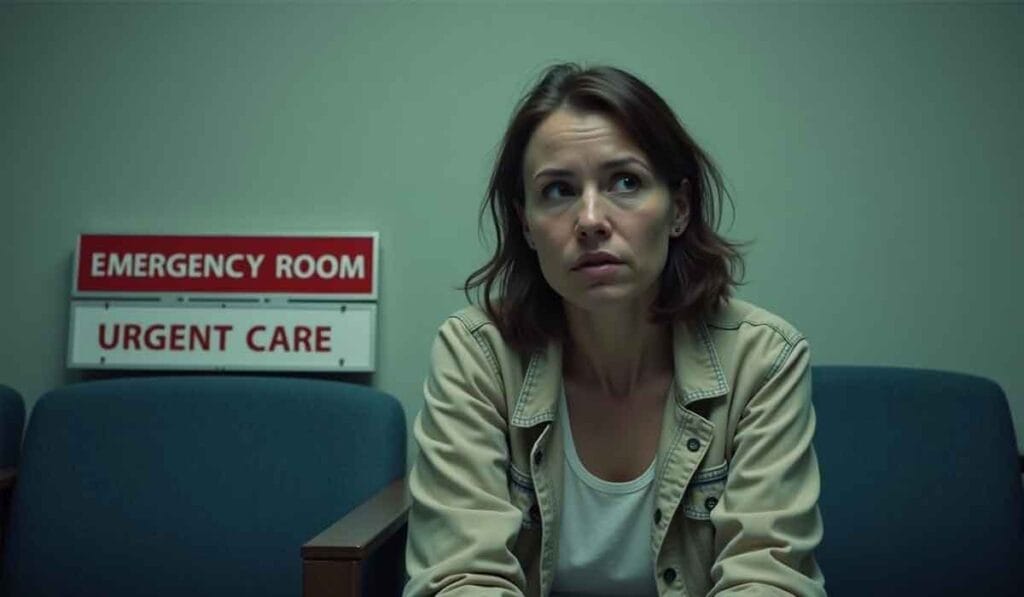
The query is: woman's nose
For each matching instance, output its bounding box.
[574,186,611,241]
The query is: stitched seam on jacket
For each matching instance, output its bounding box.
[450,310,489,333]
[656,415,686,483]
[446,315,505,421]
[652,418,686,554]
[762,337,804,389]
[515,409,554,426]
[512,350,558,426]
[448,313,504,393]
[691,461,729,485]
[706,318,801,345]
[472,333,501,383]
[706,318,805,391]
[684,322,729,402]
[683,506,713,520]
[512,353,540,425]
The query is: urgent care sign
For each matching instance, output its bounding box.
[68,233,379,372]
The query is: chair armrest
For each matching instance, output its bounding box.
[303,477,409,559]
[302,478,410,597]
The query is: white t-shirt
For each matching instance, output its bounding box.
[550,385,659,597]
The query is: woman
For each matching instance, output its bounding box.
[405,63,825,597]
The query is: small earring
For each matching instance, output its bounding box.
[672,225,683,236]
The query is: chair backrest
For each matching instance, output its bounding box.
[1,376,406,597]
[0,385,25,469]
[811,366,1023,597]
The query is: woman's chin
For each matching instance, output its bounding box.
[563,286,650,313]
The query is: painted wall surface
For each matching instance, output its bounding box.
[1,2,1022,456]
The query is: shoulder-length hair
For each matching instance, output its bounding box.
[463,63,746,354]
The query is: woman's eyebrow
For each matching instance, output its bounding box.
[533,167,574,181]
[532,156,650,180]
[602,156,650,172]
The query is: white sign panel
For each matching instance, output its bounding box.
[68,302,376,372]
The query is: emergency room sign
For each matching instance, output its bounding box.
[74,233,377,298]
[68,233,379,372]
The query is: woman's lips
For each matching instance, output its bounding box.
[574,263,623,278]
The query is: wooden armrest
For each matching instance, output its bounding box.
[0,468,15,491]
[303,477,409,561]
[302,478,409,597]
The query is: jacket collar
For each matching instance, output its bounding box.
[509,318,730,428]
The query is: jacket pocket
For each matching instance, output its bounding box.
[683,460,728,521]
[508,463,540,530]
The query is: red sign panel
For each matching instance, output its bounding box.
[74,234,377,298]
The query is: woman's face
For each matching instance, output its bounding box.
[521,108,688,315]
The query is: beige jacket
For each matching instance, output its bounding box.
[405,299,826,596]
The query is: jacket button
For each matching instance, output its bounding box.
[529,504,541,522]
[654,508,662,524]
[533,450,544,465]
[705,497,719,511]
[686,438,701,452]
[662,568,677,584]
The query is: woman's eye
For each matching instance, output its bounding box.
[610,173,641,193]
[541,182,575,200]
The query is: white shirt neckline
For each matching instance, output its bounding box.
[559,383,657,494]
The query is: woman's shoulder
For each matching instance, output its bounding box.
[704,297,806,348]
[699,298,811,405]
[435,303,507,347]
[442,303,498,334]
[432,303,523,366]
[428,305,532,411]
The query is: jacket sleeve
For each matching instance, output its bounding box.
[708,337,827,596]
[403,317,527,597]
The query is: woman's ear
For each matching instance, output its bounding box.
[670,179,692,237]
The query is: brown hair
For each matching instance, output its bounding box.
[463,63,746,353]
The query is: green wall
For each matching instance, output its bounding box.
[2,2,1022,454]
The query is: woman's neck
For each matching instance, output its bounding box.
[563,303,673,399]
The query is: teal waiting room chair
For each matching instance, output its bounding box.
[811,366,1024,596]
[0,376,408,597]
